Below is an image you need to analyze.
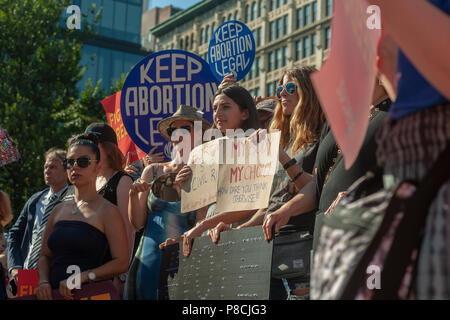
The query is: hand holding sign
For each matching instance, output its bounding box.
[143,146,166,167]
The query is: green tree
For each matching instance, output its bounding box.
[0,0,115,224]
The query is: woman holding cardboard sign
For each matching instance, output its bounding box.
[174,83,262,257]
[124,105,211,300]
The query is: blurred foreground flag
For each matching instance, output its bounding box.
[311,0,381,169]
[101,91,146,164]
[0,125,21,167]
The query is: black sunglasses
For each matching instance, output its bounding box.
[166,125,192,138]
[64,156,98,169]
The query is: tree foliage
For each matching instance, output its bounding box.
[0,0,125,226]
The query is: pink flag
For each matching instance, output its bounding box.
[311,0,381,169]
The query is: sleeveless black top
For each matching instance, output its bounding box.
[98,171,132,206]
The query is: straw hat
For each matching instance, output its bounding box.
[157,105,212,141]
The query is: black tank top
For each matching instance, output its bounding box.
[98,171,132,205]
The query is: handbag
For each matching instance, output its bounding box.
[271,229,313,279]
[340,143,450,299]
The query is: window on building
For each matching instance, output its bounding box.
[235,10,239,20]
[179,38,183,49]
[200,28,205,44]
[258,0,263,17]
[229,13,233,21]
[255,56,261,77]
[211,23,216,39]
[305,4,311,25]
[252,2,257,20]
[311,33,317,54]
[304,36,310,57]
[283,46,288,66]
[206,25,210,43]
[326,0,333,16]
[297,8,303,29]
[246,5,251,22]
[312,1,318,22]
[269,51,275,72]
[283,14,289,35]
[277,17,283,38]
[276,48,282,69]
[325,27,331,49]
[255,87,260,97]
[270,21,276,41]
[270,0,276,11]
[185,36,189,50]
[191,34,195,48]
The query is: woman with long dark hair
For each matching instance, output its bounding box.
[35,133,129,300]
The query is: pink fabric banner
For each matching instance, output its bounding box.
[311,0,381,169]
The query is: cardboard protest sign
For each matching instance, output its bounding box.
[16,269,39,297]
[120,50,219,160]
[208,21,255,81]
[11,280,120,300]
[181,131,280,214]
[0,125,21,167]
[101,91,146,164]
[311,0,380,169]
[180,139,220,213]
[215,131,279,213]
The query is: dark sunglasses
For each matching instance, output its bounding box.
[64,156,98,169]
[276,82,297,99]
[166,125,192,138]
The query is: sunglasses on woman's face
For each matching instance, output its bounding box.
[166,125,192,138]
[64,156,98,169]
[276,82,297,99]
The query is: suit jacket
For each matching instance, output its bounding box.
[7,188,49,273]
[7,185,73,273]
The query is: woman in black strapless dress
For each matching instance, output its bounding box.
[35,133,129,300]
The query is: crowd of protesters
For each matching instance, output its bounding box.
[0,0,449,300]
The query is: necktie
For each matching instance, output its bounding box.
[25,193,59,270]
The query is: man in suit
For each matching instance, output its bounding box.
[7,148,70,293]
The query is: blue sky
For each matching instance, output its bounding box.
[148,0,203,10]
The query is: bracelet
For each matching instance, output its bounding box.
[38,280,49,287]
[292,170,304,182]
[283,158,296,170]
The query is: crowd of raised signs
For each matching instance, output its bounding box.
[1,0,449,300]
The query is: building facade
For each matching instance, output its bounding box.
[73,0,149,90]
[141,5,182,51]
[150,0,333,98]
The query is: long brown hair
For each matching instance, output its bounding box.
[269,66,325,153]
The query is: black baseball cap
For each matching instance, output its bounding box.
[85,123,118,146]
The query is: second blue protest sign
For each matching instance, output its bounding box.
[120,50,219,158]
[208,20,256,82]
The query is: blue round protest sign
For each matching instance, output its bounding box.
[120,50,219,159]
[208,20,256,82]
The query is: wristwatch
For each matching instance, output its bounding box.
[87,270,96,283]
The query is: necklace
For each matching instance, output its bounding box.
[71,199,89,215]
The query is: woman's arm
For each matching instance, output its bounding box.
[128,165,155,230]
[371,0,450,99]
[116,175,135,259]
[262,179,317,241]
[278,149,314,191]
